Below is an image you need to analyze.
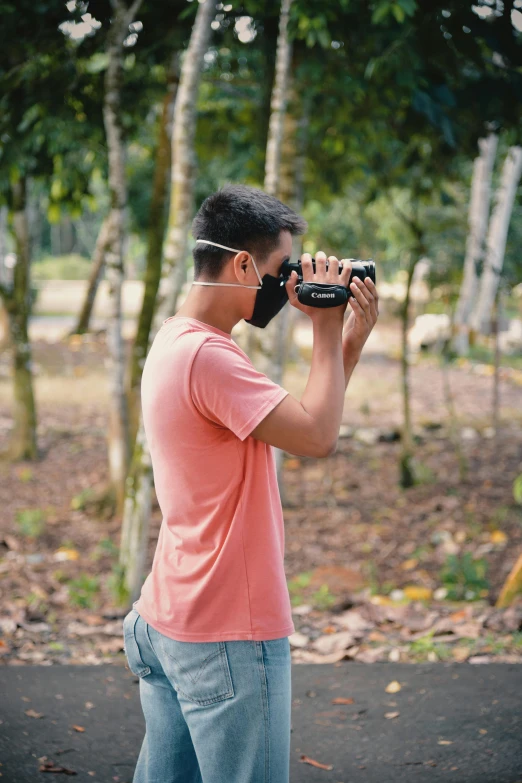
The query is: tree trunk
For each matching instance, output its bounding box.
[470,145,522,335]
[262,0,293,484]
[5,178,38,460]
[454,133,497,354]
[264,0,293,199]
[128,60,179,444]
[399,252,417,488]
[103,0,143,514]
[71,215,112,335]
[119,0,215,607]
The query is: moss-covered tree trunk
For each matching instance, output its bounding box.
[261,0,294,485]
[72,215,112,335]
[119,0,215,607]
[399,252,417,488]
[103,0,143,515]
[127,61,179,444]
[3,178,38,461]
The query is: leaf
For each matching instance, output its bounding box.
[385,711,400,719]
[72,725,85,732]
[331,697,354,704]
[404,586,432,601]
[25,709,44,718]
[438,740,453,745]
[299,755,334,771]
[385,680,402,693]
[85,53,109,74]
[392,4,405,22]
[39,760,77,774]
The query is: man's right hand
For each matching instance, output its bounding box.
[285,250,353,322]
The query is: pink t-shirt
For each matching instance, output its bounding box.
[134,315,295,642]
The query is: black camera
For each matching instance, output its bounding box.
[280,257,376,308]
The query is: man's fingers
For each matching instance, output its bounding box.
[364,277,379,316]
[301,253,313,282]
[285,271,299,305]
[314,250,327,280]
[349,278,371,323]
[327,255,339,282]
[339,258,353,288]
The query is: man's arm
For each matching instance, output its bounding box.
[251,253,379,458]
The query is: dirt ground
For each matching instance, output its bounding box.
[0,319,521,667]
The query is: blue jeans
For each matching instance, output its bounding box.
[122,605,292,783]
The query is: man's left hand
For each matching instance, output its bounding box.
[342,275,379,364]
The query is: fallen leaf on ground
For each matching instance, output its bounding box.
[404,586,433,601]
[331,697,354,704]
[25,709,44,718]
[299,755,333,770]
[385,711,400,719]
[438,740,453,745]
[385,680,402,693]
[39,759,77,774]
[72,725,85,732]
[452,646,471,662]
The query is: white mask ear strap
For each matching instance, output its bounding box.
[194,238,263,288]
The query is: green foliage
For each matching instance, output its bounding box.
[70,487,97,511]
[106,562,129,607]
[67,573,100,609]
[91,537,119,561]
[513,475,522,506]
[310,583,336,610]
[287,571,313,606]
[439,552,489,601]
[15,508,46,538]
[408,630,453,661]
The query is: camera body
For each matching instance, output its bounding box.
[280,258,376,308]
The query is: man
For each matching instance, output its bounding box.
[122,184,379,782]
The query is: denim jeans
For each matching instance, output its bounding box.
[122,604,292,783]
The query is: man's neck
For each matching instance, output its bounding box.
[173,287,240,335]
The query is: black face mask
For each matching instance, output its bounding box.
[192,239,289,329]
[245,274,288,328]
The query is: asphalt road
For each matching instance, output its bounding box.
[0,662,521,783]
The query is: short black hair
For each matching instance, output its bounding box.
[191,184,307,279]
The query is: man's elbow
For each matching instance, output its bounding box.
[310,437,338,459]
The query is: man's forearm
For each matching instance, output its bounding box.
[343,346,360,387]
[299,317,346,452]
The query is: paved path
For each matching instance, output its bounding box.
[0,663,521,782]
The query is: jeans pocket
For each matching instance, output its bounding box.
[160,638,235,706]
[123,609,152,679]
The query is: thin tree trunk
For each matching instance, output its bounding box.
[454,133,497,354]
[262,0,293,485]
[103,0,143,514]
[399,252,417,488]
[264,0,293,199]
[72,215,112,335]
[441,302,467,482]
[271,78,309,488]
[4,178,38,460]
[127,60,179,444]
[119,0,215,606]
[492,288,501,437]
[470,145,522,335]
